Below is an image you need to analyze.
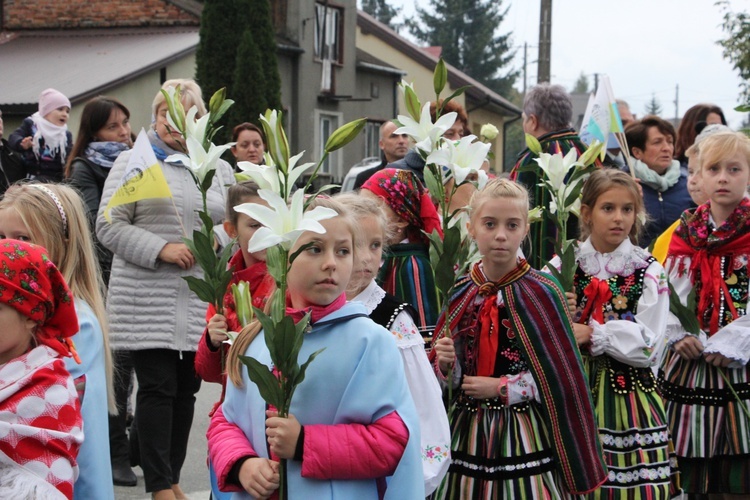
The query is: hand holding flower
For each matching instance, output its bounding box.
[434,337,455,375]
[704,352,733,368]
[207,313,228,348]
[266,410,302,459]
[674,336,704,360]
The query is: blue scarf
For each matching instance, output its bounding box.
[147,128,183,164]
[84,141,129,168]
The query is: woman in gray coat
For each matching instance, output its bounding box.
[96,79,234,500]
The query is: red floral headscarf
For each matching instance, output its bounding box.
[0,240,79,358]
[361,168,443,243]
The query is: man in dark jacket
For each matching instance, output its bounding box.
[352,120,409,189]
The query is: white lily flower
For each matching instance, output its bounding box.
[184,106,210,146]
[427,135,491,185]
[396,102,457,154]
[260,110,290,172]
[534,148,580,189]
[237,152,315,199]
[166,136,233,184]
[238,189,338,252]
[236,161,281,192]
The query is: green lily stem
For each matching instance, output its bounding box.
[301,152,329,196]
[716,366,750,422]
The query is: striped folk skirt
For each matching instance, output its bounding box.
[584,355,680,499]
[434,392,573,500]
[659,349,750,494]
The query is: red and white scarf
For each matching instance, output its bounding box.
[0,345,83,499]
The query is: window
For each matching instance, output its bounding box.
[318,112,340,174]
[364,120,382,159]
[314,3,342,64]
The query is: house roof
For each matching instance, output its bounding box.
[356,48,405,76]
[0,27,199,111]
[357,11,521,118]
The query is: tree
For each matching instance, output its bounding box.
[246,0,282,114]
[645,94,663,116]
[361,0,401,31]
[408,0,518,96]
[571,72,590,94]
[196,0,282,139]
[195,0,241,101]
[230,30,268,130]
[718,1,750,104]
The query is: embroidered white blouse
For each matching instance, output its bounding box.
[351,280,451,495]
[665,215,750,367]
[549,238,670,368]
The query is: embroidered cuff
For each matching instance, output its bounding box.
[704,316,750,367]
[507,371,539,405]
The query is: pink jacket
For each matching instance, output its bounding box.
[207,405,409,492]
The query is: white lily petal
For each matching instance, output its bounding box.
[247,227,284,252]
[234,203,282,232]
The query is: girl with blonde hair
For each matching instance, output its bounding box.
[0,183,115,499]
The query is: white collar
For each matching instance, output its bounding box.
[349,280,386,314]
[576,238,652,278]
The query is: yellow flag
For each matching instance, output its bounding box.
[104,129,173,222]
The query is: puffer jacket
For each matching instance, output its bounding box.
[96,141,235,352]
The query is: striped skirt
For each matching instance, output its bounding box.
[659,349,750,494]
[434,392,572,500]
[585,355,680,499]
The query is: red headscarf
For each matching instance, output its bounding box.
[0,240,79,358]
[362,168,443,243]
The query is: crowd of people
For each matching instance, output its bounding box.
[0,77,747,500]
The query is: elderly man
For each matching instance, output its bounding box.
[510,83,597,269]
[352,120,409,189]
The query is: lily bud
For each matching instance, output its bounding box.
[433,58,447,96]
[525,133,542,155]
[480,123,499,141]
[400,81,422,122]
[325,118,366,153]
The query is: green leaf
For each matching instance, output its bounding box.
[433,58,447,96]
[199,210,215,236]
[289,242,314,265]
[439,86,471,115]
[669,282,701,335]
[239,355,282,409]
[423,167,443,201]
[525,133,542,155]
[312,184,341,196]
[292,348,326,387]
[558,246,577,292]
[563,186,582,208]
[325,118,367,153]
[200,169,217,194]
[182,276,217,304]
[213,100,234,123]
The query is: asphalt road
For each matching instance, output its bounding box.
[114,381,222,500]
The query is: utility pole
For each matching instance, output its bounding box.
[537,0,552,83]
[523,42,528,96]
[674,84,679,121]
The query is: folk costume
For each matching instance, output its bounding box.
[510,128,595,270]
[432,260,606,499]
[660,198,750,495]
[211,299,425,499]
[556,238,680,498]
[0,241,83,500]
[362,168,442,340]
[351,280,451,495]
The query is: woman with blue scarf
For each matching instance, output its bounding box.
[66,96,137,489]
[95,79,235,500]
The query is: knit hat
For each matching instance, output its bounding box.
[38,88,71,118]
[0,240,79,358]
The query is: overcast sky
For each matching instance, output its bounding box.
[390,0,748,127]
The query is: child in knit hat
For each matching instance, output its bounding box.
[9,88,73,182]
